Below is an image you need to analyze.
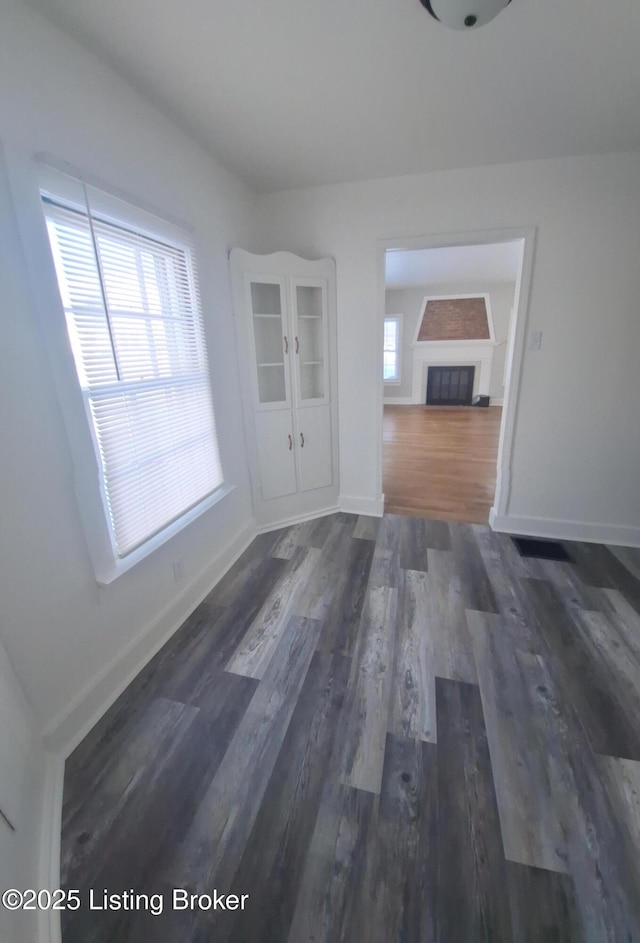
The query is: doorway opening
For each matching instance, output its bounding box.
[378,232,533,524]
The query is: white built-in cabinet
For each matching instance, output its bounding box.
[230,250,338,524]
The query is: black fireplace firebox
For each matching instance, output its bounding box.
[426,365,475,406]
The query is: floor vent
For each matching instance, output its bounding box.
[512,536,572,561]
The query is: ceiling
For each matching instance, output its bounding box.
[385,241,523,288]
[28,0,640,193]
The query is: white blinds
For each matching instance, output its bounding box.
[42,184,223,558]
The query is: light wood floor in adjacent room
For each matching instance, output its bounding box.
[383,404,502,523]
[60,513,640,942]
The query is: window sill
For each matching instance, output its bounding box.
[95,483,236,586]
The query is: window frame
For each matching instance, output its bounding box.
[383,314,402,385]
[37,163,232,585]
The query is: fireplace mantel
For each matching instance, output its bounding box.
[410,339,496,404]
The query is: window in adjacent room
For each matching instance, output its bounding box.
[383,315,402,383]
[41,168,224,580]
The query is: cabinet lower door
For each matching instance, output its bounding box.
[295,405,333,493]
[255,410,297,500]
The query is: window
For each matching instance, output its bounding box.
[383,315,401,383]
[41,169,224,576]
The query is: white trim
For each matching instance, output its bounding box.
[412,292,496,345]
[253,485,341,529]
[412,338,498,349]
[489,512,640,548]
[36,152,195,238]
[377,227,534,518]
[384,395,504,406]
[96,484,236,585]
[43,521,256,756]
[34,161,229,586]
[493,232,534,517]
[339,494,385,517]
[254,504,341,534]
[40,754,64,943]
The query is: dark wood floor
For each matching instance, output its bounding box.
[383,405,502,523]
[61,514,640,942]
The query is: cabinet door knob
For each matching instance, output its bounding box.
[295,336,299,354]
[284,335,289,354]
[288,434,293,451]
[300,432,305,448]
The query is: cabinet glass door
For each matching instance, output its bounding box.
[248,279,290,407]
[292,280,328,404]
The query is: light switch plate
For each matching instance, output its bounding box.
[528,329,543,351]
[173,558,184,581]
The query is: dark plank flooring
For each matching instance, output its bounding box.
[61,514,640,942]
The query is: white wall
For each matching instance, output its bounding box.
[254,152,640,541]
[0,0,257,742]
[0,636,49,943]
[385,281,516,401]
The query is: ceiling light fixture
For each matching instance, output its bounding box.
[419,0,512,30]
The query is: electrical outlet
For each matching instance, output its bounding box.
[173,558,184,582]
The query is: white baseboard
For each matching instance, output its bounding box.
[489,511,640,547]
[40,753,64,943]
[255,504,341,534]
[384,397,504,407]
[339,494,385,517]
[43,521,257,757]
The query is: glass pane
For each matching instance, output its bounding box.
[251,281,287,404]
[297,285,325,401]
[254,317,284,364]
[300,363,325,400]
[296,285,322,318]
[384,318,398,352]
[251,282,282,315]
[383,352,397,381]
[298,316,323,362]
